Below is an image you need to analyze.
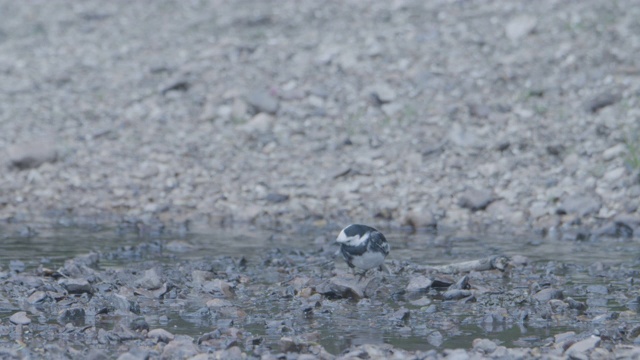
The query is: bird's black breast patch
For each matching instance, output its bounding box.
[340,241,368,268]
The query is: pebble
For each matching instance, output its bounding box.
[473,338,497,354]
[602,144,626,161]
[148,328,175,343]
[57,307,85,324]
[584,91,621,113]
[246,90,279,114]
[565,336,601,358]
[134,268,163,290]
[59,278,93,294]
[505,15,538,40]
[7,138,58,170]
[532,288,563,302]
[558,194,602,217]
[9,311,31,325]
[406,276,433,292]
[457,189,495,211]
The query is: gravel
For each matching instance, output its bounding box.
[1,0,640,358]
[0,0,638,237]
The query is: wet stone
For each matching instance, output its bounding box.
[134,268,163,290]
[58,307,85,325]
[565,336,601,358]
[533,288,563,302]
[59,278,93,294]
[9,311,31,325]
[148,328,175,343]
[473,338,497,354]
[586,285,608,295]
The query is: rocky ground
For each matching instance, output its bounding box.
[1,0,640,358]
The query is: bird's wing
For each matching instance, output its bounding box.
[368,231,390,255]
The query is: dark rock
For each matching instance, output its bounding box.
[202,279,235,298]
[566,297,587,311]
[129,317,149,332]
[557,194,602,217]
[458,189,496,211]
[584,91,621,113]
[58,307,85,325]
[59,278,93,294]
[161,80,190,95]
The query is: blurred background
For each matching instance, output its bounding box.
[0,0,639,238]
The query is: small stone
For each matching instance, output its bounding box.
[565,336,601,358]
[406,276,433,292]
[602,144,626,161]
[265,193,289,203]
[59,278,93,294]
[368,83,397,104]
[402,210,437,231]
[458,189,495,211]
[9,311,31,325]
[7,137,58,170]
[58,307,85,324]
[203,279,235,298]
[603,167,625,181]
[558,194,602,217]
[473,338,497,354]
[134,268,162,290]
[161,338,199,359]
[584,91,621,113]
[586,285,608,295]
[240,112,275,133]
[206,298,233,308]
[27,291,50,304]
[109,293,133,312]
[246,90,279,114]
[148,328,175,343]
[389,307,410,321]
[533,288,563,302]
[505,15,538,41]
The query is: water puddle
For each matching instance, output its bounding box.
[0,224,639,354]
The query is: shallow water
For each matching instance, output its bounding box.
[0,224,638,354]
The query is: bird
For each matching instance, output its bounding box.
[335,224,390,279]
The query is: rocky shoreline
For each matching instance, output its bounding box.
[1,0,640,358]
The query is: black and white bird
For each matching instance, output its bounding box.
[336,224,390,278]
